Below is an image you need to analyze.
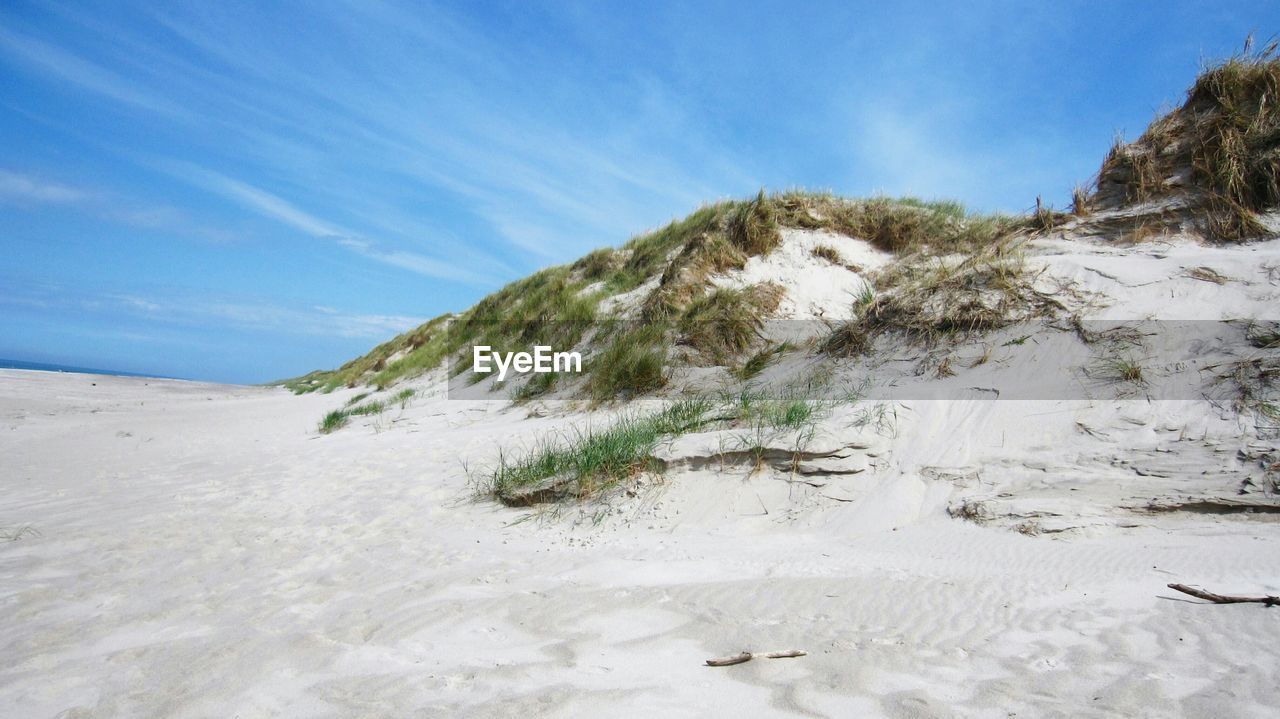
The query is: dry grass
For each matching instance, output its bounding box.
[1032,196,1070,232]
[1071,185,1092,216]
[1188,38,1280,215]
[811,244,843,264]
[1111,215,1178,245]
[771,192,1021,255]
[728,189,781,256]
[1094,36,1280,241]
[1093,355,1147,385]
[1213,355,1280,423]
[736,341,794,380]
[1184,266,1232,284]
[677,282,784,364]
[824,243,1065,356]
[1100,139,1167,204]
[636,195,787,324]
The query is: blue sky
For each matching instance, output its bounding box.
[0,1,1272,383]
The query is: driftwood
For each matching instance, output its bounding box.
[1168,583,1280,606]
[705,649,807,666]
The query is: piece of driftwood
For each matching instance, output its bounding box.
[1168,583,1280,606]
[705,649,806,666]
[759,649,807,659]
[705,652,753,667]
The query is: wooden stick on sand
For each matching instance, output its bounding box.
[1167,583,1280,606]
[705,649,807,666]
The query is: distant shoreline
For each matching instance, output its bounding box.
[0,358,182,381]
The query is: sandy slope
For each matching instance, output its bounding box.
[2,366,1279,718]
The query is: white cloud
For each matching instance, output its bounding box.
[0,169,86,204]
[0,26,183,116]
[158,162,497,285]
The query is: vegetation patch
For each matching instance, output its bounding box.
[824,244,1065,356]
[512,369,559,402]
[487,383,855,505]
[586,323,669,400]
[771,192,1023,255]
[811,244,843,264]
[736,341,795,381]
[677,284,782,364]
[1093,38,1280,241]
[1220,359,1280,426]
[1091,355,1147,385]
[286,190,1056,398]
[488,397,717,505]
[318,399,388,434]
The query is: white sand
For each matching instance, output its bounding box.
[3,362,1279,718]
[712,228,890,321]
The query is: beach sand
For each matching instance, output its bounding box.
[3,367,1279,717]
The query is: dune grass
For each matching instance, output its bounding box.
[512,370,559,402]
[1093,37,1280,241]
[770,192,1023,255]
[1071,185,1092,216]
[1093,355,1147,385]
[824,242,1065,357]
[811,244,843,264]
[286,191,1047,398]
[488,397,717,501]
[486,385,848,504]
[318,398,389,434]
[736,341,794,380]
[586,323,669,400]
[288,46,1280,398]
[678,286,769,363]
[319,410,350,433]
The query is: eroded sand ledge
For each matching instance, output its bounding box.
[2,368,1279,717]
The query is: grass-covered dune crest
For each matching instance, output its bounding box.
[284,43,1280,401]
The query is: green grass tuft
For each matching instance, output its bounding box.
[587,324,669,400]
[489,397,715,502]
[678,287,765,363]
[319,410,350,434]
[1094,356,1147,385]
[736,341,793,380]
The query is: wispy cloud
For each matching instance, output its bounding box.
[158,161,498,285]
[123,4,751,259]
[0,169,86,204]
[191,168,342,237]
[0,25,182,116]
[196,300,423,339]
[0,167,240,242]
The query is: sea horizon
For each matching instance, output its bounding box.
[0,358,183,381]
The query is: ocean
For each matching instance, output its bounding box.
[0,358,176,380]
